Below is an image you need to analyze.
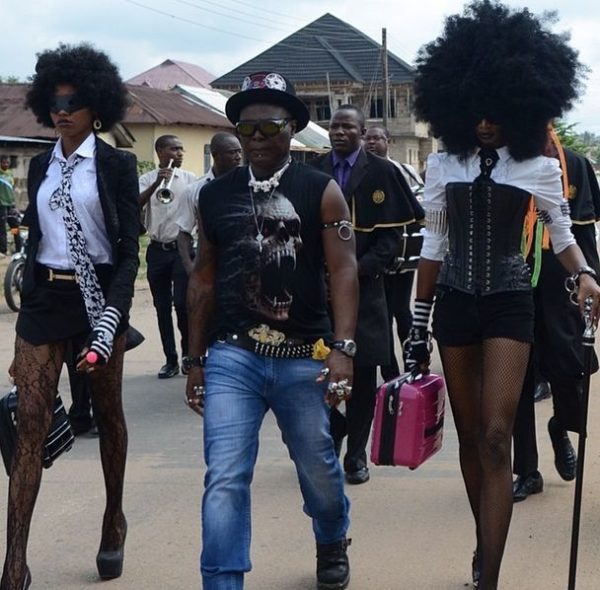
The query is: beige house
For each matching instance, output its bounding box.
[124,85,233,176]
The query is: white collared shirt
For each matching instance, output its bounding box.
[139,167,198,242]
[36,133,112,270]
[176,169,215,235]
[421,147,575,261]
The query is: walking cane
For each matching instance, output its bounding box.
[567,296,595,590]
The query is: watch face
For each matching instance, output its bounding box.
[346,341,357,355]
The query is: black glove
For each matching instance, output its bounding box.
[403,299,434,373]
[403,327,432,373]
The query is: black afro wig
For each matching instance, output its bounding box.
[26,43,128,132]
[414,0,584,160]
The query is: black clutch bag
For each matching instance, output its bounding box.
[0,386,75,476]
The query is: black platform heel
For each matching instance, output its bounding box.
[22,567,31,590]
[96,521,127,580]
[472,549,480,588]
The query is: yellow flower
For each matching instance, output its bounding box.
[312,338,331,360]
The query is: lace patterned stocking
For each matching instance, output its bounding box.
[1,338,65,590]
[89,333,128,549]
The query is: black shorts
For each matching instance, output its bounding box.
[432,287,534,346]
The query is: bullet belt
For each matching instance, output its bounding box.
[218,333,314,359]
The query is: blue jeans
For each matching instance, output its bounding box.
[201,342,350,590]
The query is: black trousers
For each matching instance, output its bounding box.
[0,206,8,254]
[381,272,414,382]
[65,338,94,430]
[330,365,377,472]
[146,243,189,364]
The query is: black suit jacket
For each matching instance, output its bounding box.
[312,149,423,366]
[22,137,140,316]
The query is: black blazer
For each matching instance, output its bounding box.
[22,137,140,316]
[312,149,423,366]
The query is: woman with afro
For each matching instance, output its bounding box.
[405,2,600,588]
[1,44,139,589]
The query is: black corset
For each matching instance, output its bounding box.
[438,181,532,294]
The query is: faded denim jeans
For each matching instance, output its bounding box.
[201,342,350,590]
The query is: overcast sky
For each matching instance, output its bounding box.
[3,0,600,133]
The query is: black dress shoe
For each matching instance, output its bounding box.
[316,538,351,589]
[158,363,179,379]
[345,467,370,485]
[513,471,543,502]
[533,381,551,402]
[548,416,577,481]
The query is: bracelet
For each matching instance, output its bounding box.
[573,266,597,283]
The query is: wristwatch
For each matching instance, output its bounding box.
[331,339,358,358]
[182,355,208,371]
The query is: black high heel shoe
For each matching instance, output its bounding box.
[472,549,480,588]
[96,521,127,579]
[22,567,31,590]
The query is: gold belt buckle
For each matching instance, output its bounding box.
[47,268,78,283]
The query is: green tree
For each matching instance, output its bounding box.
[553,120,587,155]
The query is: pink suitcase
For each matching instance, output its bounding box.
[370,372,445,469]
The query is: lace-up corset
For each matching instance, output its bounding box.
[438,181,532,294]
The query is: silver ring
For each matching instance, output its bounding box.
[193,385,206,398]
[327,381,338,392]
[320,367,330,377]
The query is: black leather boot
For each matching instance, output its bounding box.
[548,416,577,481]
[316,538,351,589]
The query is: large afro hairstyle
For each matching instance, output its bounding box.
[26,43,128,132]
[413,0,584,161]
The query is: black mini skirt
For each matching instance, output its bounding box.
[16,263,128,346]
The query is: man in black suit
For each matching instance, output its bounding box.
[512,141,600,501]
[312,105,424,484]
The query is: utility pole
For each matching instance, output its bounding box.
[382,27,389,129]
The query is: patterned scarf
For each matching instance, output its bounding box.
[48,155,105,327]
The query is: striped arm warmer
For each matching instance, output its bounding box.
[88,306,122,364]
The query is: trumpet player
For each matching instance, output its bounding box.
[139,134,198,379]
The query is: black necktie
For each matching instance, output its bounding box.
[477,148,499,180]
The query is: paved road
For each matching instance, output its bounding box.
[0,276,600,589]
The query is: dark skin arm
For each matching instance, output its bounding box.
[138,166,173,207]
[317,180,359,405]
[177,230,195,275]
[184,213,217,416]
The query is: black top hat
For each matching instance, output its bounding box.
[225,72,310,132]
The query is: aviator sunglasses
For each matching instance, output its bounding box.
[236,118,291,138]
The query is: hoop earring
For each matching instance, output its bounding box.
[93,119,102,131]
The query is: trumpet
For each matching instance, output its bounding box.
[156,159,175,204]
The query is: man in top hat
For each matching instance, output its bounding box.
[312,105,424,485]
[185,72,359,590]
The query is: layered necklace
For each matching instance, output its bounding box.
[248,159,291,252]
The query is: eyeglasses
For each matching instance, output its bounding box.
[235,118,291,138]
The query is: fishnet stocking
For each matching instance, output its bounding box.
[89,333,128,550]
[1,334,128,588]
[440,337,530,590]
[1,338,65,590]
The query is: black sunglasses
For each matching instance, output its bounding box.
[236,118,291,138]
[49,94,88,115]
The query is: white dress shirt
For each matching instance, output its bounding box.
[421,147,575,261]
[36,133,112,270]
[139,167,198,243]
[177,169,215,235]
